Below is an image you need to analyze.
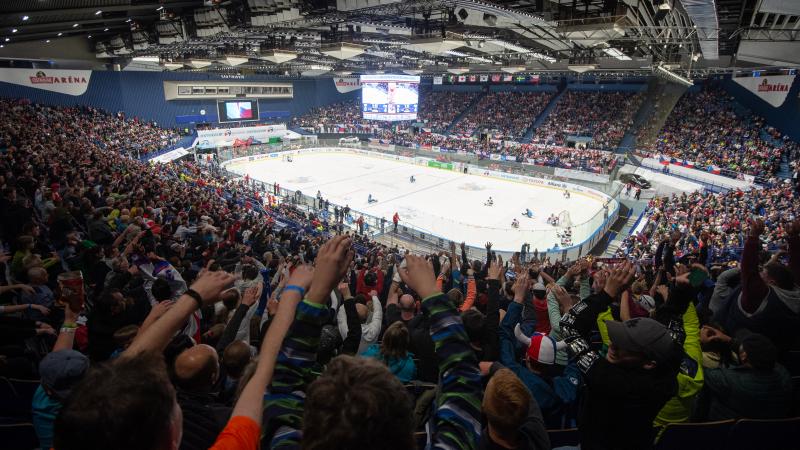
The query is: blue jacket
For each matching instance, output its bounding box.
[360,344,417,383]
[500,301,581,429]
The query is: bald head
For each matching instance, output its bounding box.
[399,294,415,311]
[174,344,219,392]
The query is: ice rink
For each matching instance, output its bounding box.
[230,151,608,252]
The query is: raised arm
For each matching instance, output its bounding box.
[560,263,635,374]
[786,219,800,284]
[125,270,236,356]
[209,266,312,450]
[739,219,769,314]
[265,235,353,448]
[482,255,503,361]
[399,255,482,450]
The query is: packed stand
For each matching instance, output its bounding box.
[449,91,553,140]
[532,90,643,151]
[616,184,799,263]
[415,91,478,133]
[646,85,794,177]
[1,97,799,450]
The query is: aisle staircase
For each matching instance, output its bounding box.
[601,207,644,257]
[616,79,661,153]
[633,80,689,151]
[520,87,566,143]
[444,91,487,135]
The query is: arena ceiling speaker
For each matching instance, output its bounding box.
[188,59,213,69]
[320,42,368,60]
[222,56,249,66]
[457,8,469,20]
[568,64,597,73]
[501,66,526,74]
[483,13,498,27]
[260,49,297,63]
[447,67,470,74]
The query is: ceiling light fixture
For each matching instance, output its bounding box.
[95,10,102,15]
[46,40,50,43]
[73,23,79,28]
[11,29,17,33]
[22,16,29,21]
[57,32,62,36]
[104,28,109,31]
[156,6,164,11]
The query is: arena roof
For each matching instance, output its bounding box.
[0,1,797,76]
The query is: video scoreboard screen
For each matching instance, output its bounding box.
[217,100,260,123]
[360,74,420,121]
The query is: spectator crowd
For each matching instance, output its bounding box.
[644,85,796,177]
[1,95,798,450]
[616,183,799,264]
[449,91,554,140]
[532,91,643,151]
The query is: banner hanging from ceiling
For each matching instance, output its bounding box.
[0,68,92,96]
[732,74,795,107]
[333,77,361,93]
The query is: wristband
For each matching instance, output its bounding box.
[282,285,306,298]
[61,322,77,329]
[60,327,76,334]
[184,289,204,309]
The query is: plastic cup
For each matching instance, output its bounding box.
[57,271,85,312]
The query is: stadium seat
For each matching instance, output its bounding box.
[0,422,39,450]
[783,350,800,375]
[547,428,580,448]
[414,431,428,449]
[0,378,40,420]
[654,420,735,450]
[726,417,800,450]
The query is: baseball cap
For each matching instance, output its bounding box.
[526,332,558,365]
[605,317,677,364]
[39,350,90,402]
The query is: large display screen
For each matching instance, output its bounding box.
[360,74,420,121]
[217,99,260,123]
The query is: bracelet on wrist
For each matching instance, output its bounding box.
[184,289,204,309]
[61,322,77,329]
[60,327,76,333]
[282,285,306,299]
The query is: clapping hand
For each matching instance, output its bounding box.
[487,254,504,281]
[241,284,263,307]
[189,270,237,305]
[602,262,636,299]
[398,254,439,300]
[306,235,353,304]
[512,273,530,303]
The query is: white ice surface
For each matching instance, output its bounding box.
[231,152,606,252]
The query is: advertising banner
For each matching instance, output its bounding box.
[333,77,361,93]
[732,74,795,107]
[554,167,610,183]
[149,148,189,163]
[196,124,289,149]
[0,68,92,96]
